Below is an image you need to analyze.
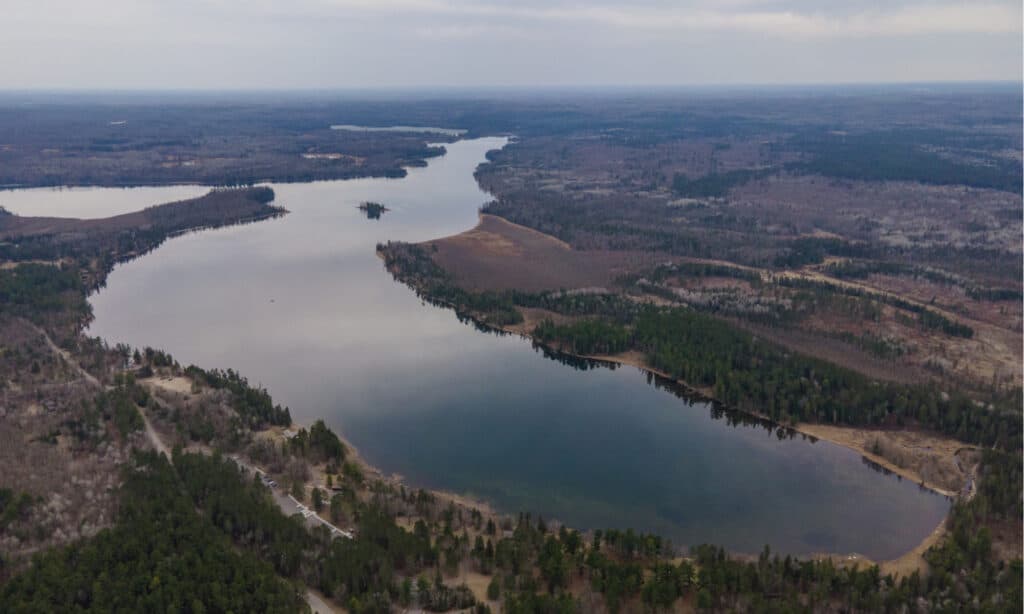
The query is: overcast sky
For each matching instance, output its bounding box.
[2,0,1021,89]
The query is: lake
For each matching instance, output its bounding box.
[330,124,466,137]
[0,184,208,219]
[6,137,950,559]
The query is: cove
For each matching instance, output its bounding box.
[12,137,949,559]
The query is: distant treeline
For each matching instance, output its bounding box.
[646,261,762,284]
[788,130,1023,193]
[0,187,284,273]
[665,130,1020,199]
[672,169,772,198]
[483,185,1023,283]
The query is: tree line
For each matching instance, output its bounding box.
[184,365,292,428]
[4,379,1020,613]
[535,306,1020,450]
[0,451,305,612]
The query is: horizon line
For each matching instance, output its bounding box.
[0,79,1020,95]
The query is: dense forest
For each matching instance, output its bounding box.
[0,452,305,612]
[0,101,449,188]
[535,307,1020,450]
[789,130,1023,193]
[672,169,771,198]
[184,364,293,428]
[0,263,90,324]
[160,450,455,612]
[6,443,1018,613]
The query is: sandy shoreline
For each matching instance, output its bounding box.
[278,319,961,575]
[262,421,499,518]
[586,351,966,498]
[492,320,968,573]
[262,263,964,574]
[534,342,969,500]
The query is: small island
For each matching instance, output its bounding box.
[357,201,389,219]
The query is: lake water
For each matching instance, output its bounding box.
[0,184,208,219]
[330,125,466,137]
[11,138,949,558]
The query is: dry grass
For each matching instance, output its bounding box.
[845,274,1023,388]
[729,175,1023,265]
[424,214,662,292]
[457,571,494,605]
[794,423,971,498]
[503,306,576,336]
[147,375,194,395]
[735,319,927,385]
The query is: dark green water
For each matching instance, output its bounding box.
[1,137,950,559]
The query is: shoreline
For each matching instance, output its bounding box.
[271,312,958,573]
[260,419,499,519]
[284,405,951,575]
[88,137,958,575]
[503,323,968,501]
[586,350,965,499]
[486,317,963,573]
[377,234,969,572]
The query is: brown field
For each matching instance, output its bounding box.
[860,273,1022,328]
[651,257,1022,389]
[730,176,1023,263]
[423,214,663,292]
[147,375,194,395]
[735,319,928,385]
[502,306,577,336]
[429,211,1021,390]
[470,107,1022,403]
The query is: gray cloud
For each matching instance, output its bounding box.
[1,0,1020,88]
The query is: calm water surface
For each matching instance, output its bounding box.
[12,138,949,558]
[0,184,208,218]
